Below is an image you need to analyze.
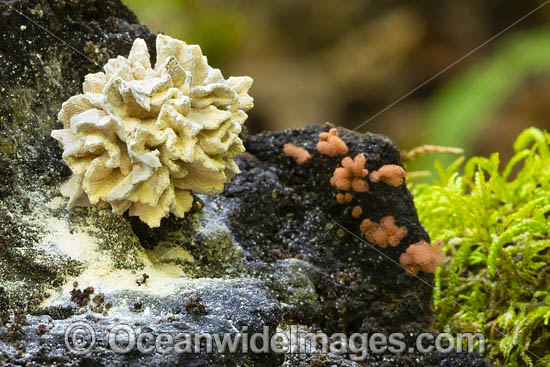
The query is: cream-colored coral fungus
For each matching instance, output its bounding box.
[51,35,253,227]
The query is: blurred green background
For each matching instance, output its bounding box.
[123,0,550,172]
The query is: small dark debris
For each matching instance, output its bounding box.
[70,284,94,307]
[5,324,23,343]
[0,312,9,327]
[89,293,106,314]
[185,297,207,316]
[309,353,331,367]
[35,324,48,335]
[15,340,25,359]
[93,293,104,305]
[28,293,44,308]
[136,273,149,286]
[83,41,109,65]
[13,311,28,326]
[130,300,143,313]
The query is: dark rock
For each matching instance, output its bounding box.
[0,0,154,312]
[238,125,433,333]
[1,280,283,367]
[0,0,492,366]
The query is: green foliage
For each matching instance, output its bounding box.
[124,0,244,66]
[410,127,550,366]
[411,26,550,173]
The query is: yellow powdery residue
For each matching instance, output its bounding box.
[40,216,190,307]
[45,196,65,210]
[145,243,195,264]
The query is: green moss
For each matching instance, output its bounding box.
[410,127,550,366]
[0,136,16,157]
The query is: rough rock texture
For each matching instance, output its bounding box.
[0,1,491,366]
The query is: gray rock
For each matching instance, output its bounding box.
[0,0,492,366]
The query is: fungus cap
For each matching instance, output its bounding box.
[351,206,363,219]
[399,240,446,275]
[360,216,407,248]
[369,164,406,187]
[317,127,348,157]
[330,154,369,192]
[283,143,312,165]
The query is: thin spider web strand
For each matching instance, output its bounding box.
[352,0,550,132]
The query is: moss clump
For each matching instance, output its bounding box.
[410,127,550,366]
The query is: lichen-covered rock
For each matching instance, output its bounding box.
[0,280,283,367]
[51,34,253,227]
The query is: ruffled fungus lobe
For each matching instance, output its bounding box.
[330,154,369,192]
[369,164,406,187]
[51,35,253,227]
[399,240,446,276]
[359,216,407,248]
[351,206,363,219]
[336,192,353,204]
[317,128,348,157]
[283,143,312,165]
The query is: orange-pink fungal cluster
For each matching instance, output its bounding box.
[283,143,312,165]
[336,193,353,204]
[369,164,406,187]
[399,240,446,276]
[330,154,369,193]
[359,216,408,248]
[351,206,363,218]
[282,126,439,275]
[317,128,348,157]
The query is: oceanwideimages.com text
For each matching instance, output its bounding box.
[65,322,486,360]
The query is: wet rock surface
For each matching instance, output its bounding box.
[0,0,491,366]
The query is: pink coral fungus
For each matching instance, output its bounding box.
[317,128,349,157]
[369,164,406,187]
[359,216,407,248]
[399,240,446,276]
[330,154,369,192]
[283,143,312,165]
